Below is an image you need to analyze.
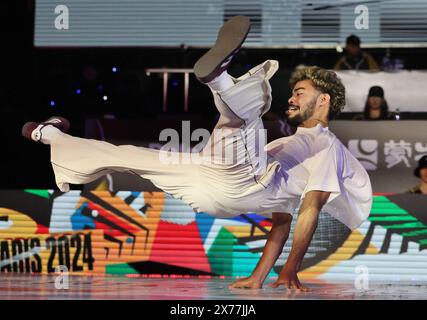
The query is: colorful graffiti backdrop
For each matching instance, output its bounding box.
[1,189,427,281]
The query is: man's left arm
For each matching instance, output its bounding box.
[270,190,330,291]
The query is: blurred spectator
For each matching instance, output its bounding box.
[406,156,427,195]
[353,86,394,120]
[334,35,379,71]
[381,49,405,71]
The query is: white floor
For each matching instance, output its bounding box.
[0,274,426,300]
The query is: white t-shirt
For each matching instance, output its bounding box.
[261,124,373,230]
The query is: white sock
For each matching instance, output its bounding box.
[33,124,62,145]
[207,71,234,92]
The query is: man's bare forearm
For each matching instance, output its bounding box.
[269,191,330,290]
[229,213,293,289]
[251,223,291,282]
[283,207,319,272]
[282,191,329,273]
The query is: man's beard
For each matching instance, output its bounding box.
[287,96,317,127]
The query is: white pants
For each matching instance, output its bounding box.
[49,60,281,217]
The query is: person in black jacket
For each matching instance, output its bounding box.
[406,156,427,195]
[353,86,394,120]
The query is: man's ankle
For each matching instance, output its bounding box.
[207,71,234,92]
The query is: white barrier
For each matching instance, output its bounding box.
[335,70,427,112]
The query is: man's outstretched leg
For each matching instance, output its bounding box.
[21,16,279,218]
[19,16,253,207]
[193,16,281,209]
[21,115,205,212]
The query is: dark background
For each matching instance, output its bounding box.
[2,1,427,190]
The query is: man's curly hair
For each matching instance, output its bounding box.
[289,66,346,120]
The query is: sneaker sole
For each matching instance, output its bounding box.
[194,16,251,83]
[21,122,39,141]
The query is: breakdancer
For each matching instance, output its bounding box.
[22,16,372,291]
